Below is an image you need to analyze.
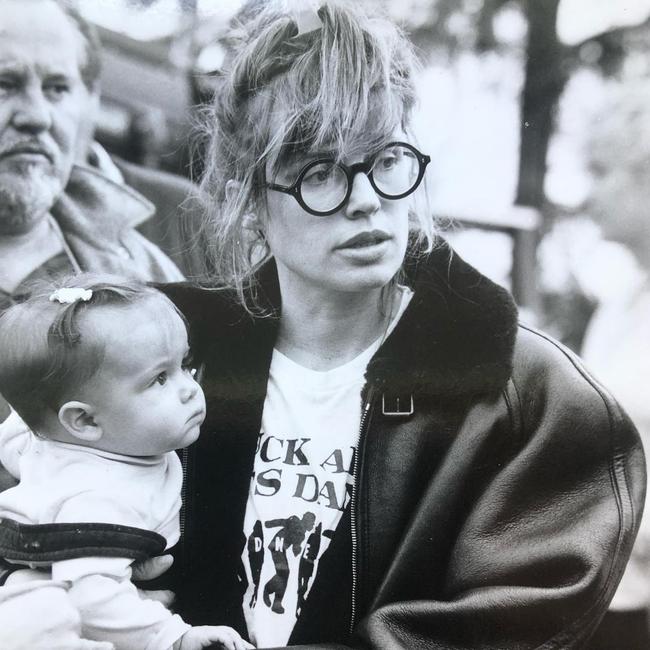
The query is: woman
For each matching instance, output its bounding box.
[0,2,644,648]
[159,2,644,648]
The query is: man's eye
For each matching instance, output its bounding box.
[44,83,70,97]
[154,372,168,386]
[0,78,17,92]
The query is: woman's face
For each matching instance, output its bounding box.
[261,137,412,297]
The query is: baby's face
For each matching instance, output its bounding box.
[79,300,206,456]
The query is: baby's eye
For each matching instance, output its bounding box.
[182,354,194,372]
[154,371,168,386]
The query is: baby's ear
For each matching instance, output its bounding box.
[58,402,102,442]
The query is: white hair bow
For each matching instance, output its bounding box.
[49,288,93,305]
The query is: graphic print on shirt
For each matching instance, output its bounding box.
[247,520,264,608]
[297,522,333,617]
[264,512,315,614]
[242,430,356,646]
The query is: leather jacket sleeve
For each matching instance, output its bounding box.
[271,327,646,650]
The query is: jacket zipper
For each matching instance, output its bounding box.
[350,384,376,635]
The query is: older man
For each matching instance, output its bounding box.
[0,0,184,309]
[0,0,188,421]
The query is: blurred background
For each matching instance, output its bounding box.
[80,0,649,341]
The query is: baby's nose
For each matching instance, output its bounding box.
[180,376,199,403]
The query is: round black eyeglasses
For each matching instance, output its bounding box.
[266,142,431,217]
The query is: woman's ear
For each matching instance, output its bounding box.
[225,179,241,204]
[242,212,263,233]
[58,402,103,442]
[226,179,267,247]
[226,179,264,233]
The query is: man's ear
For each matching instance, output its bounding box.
[58,402,102,442]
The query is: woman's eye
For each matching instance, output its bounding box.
[377,154,397,170]
[154,372,168,386]
[303,165,335,185]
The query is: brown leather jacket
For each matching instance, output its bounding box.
[163,242,645,649]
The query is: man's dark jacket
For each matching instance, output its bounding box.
[162,242,645,650]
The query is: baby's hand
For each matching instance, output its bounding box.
[178,625,254,650]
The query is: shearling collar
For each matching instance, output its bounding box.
[50,164,155,248]
[166,239,518,402]
[217,239,518,400]
[367,241,519,397]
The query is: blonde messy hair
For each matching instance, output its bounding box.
[197,0,433,310]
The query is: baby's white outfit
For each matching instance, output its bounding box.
[0,410,190,650]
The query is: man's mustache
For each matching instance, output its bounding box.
[0,139,56,164]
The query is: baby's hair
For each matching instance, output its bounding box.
[0,273,182,434]
[196,0,432,311]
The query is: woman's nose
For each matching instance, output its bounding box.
[344,172,380,219]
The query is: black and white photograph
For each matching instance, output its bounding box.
[0,1,648,648]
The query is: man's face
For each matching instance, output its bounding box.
[0,0,93,234]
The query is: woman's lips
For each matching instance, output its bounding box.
[336,230,391,249]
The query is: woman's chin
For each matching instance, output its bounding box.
[333,261,402,293]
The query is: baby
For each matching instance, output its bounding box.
[0,274,251,650]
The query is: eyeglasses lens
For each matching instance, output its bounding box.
[300,162,348,213]
[297,144,422,213]
[372,145,419,197]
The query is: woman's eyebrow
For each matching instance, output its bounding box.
[272,149,339,181]
[283,150,338,169]
[308,149,337,158]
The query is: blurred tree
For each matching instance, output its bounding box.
[379,0,650,216]
[515,0,563,210]
[111,0,650,216]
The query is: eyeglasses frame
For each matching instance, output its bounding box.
[265,141,431,217]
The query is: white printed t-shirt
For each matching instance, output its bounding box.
[241,288,412,647]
